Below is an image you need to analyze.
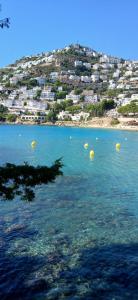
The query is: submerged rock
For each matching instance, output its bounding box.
[26,278,48,292]
[5,223,26,234]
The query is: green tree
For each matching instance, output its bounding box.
[0,4,10,28]
[66,105,81,113]
[56,91,67,99]
[36,89,42,99]
[64,99,73,108]
[6,114,17,122]
[101,100,115,110]
[107,89,123,98]
[45,111,57,122]
[0,160,63,201]
[118,103,138,115]
[0,104,8,113]
[85,100,115,117]
[5,81,11,88]
[74,88,83,95]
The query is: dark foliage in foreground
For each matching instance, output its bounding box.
[0,3,10,28]
[0,17,10,28]
[0,159,63,201]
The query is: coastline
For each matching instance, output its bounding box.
[1,117,138,131]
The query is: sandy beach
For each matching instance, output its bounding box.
[10,116,138,131]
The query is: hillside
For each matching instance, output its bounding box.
[0,44,138,124]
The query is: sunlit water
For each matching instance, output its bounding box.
[0,125,138,300]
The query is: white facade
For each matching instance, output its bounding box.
[21,115,45,121]
[83,62,91,69]
[100,55,121,64]
[10,77,19,85]
[84,95,98,103]
[57,111,71,120]
[91,74,100,82]
[131,94,138,100]
[50,72,59,81]
[74,60,83,67]
[66,93,80,103]
[71,112,89,121]
[41,91,55,101]
[93,63,100,70]
[113,70,120,78]
[81,76,92,83]
[100,75,108,81]
[108,81,116,89]
[124,70,133,77]
[69,75,80,81]
[35,77,46,85]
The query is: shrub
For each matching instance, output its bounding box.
[110,118,120,126]
[6,114,17,122]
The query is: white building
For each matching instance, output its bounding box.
[118,98,131,106]
[74,60,83,67]
[35,77,46,85]
[91,74,100,82]
[124,70,133,77]
[23,88,40,99]
[84,95,97,103]
[131,94,138,100]
[0,85,4,91]
[93,63,100,70]
[116,83,125,89]
[100,55,121,64]
[25,100,48,111]
[10,77,19,85]
[41,90,55,101]
[108,80,116,89]
[100,75,108,81]
[50,72,59,81]
[113,70,120,79]
[57,111,71,120]
[69,75,80,81]
[81,76,92,83]
[66,93,80,103]
[71,112,90,121]
[58,86,63,91]
[21,115,45,122]
[83,62,91,69]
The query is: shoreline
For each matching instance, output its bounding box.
[1,117,138,131]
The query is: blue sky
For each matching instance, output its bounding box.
[0,0,138,67]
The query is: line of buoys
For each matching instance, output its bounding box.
[89,150,95,160]
[31,140,37,148]
[84,143,89,149]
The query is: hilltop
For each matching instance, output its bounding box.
[0,44,138,125]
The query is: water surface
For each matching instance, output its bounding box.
[0,125,138,300]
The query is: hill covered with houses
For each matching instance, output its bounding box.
[0,44,138,124]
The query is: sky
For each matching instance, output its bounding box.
[0,0,138,67]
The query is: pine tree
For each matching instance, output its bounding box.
[0,4,10,28]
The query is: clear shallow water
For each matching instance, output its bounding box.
[0,125,138,300]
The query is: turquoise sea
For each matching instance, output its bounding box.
[0,125,138,300]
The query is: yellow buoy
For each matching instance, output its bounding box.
[116,143,121,151]
[90,150,95,159]
[31,140,37,148]
[84,143,89,149]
